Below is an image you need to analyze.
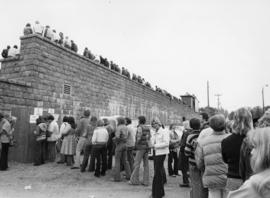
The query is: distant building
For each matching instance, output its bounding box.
[181,94,199,112]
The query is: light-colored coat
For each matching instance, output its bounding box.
[151,127,169,156]
[196,131,230,189]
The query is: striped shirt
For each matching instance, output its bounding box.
[184,130,200,166]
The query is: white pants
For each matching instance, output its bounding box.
[73,137,86,167]
[209,188,228,198]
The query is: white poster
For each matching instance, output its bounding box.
[30,115,39,123]
[34,108,43,116]
[48,108,55,114]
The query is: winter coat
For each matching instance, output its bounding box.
[196,131,230,189]
[135,124,151,150]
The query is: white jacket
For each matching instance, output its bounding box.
[151,127,170,156]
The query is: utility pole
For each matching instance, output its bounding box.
[207,81,210,107]
[215,94,222,110]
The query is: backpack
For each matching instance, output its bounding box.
[1,49,8,58]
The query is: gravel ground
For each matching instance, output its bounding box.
[0,160,190,198]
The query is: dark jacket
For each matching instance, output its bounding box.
[178,129,190,171]
[135,124,151,150]
[239,137,253,181]
[221,133,245,179]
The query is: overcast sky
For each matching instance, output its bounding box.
[0,0,269,111]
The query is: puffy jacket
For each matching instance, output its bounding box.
[196,131,230,189]
[135,125,151,150]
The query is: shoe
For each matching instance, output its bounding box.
[71,166,79,169]
[141,182,149,186]
[101,173,106,176]
[94,174,100,178]
[128,181,139,185]
[179,183,190,187]
[80,169,85,173]
[169,174,176,177]
[57,161,64,164]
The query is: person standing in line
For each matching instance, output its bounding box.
[59,116,76,166]
[129,116,151,186]
[196,114,230,198]
[103,118,115,170]
[46,114,59,162]
[33,116,48,166]
[221,108,253,191]
[0,113,12,171]
[185,118,208,198]
[71,110,91,169]
[91,119,109,177]
[81,116,97,172]
[113,117,131,182]
[168,123,181,177]
[228,127,270,198]
[57,116,69,164]
[125,117,136,172]
[149,117,169,198]
[179,119,191,187]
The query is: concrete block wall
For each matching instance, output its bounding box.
[0,34,198,124]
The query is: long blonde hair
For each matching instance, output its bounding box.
[249,127,270,173]
[249,127,270,197]
[232,107,252,136]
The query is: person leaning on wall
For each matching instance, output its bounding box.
[0,113,13,171]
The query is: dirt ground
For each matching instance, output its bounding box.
[0,160,190,198]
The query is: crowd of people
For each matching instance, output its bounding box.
[1,107,270,198]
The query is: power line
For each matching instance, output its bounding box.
[215,94,222,109]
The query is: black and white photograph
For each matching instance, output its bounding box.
[0,0,270,198]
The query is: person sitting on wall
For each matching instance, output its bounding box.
[94,54,100,63]
[71,40,78,53]
[137,76,143,84]
[33,21,44,36]
[115,64,120,73]
[126,69,131,79]
[43,25,53,40]
[1,46,10,59]
[8,45,19,57]
[64,36,71,49]
[88,51,95,60]
[52,29,59,43]
[145,82,151,88]
[104,58,109,67]
[58,32,64,46]
[99,56,105,66]
[110,61,115,71]
[132,74,137,81]
[23,23,33,36]
[83,47,89,58]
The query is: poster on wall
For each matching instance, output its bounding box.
[34,108,43,116]
[48,108,55,114]
[29,115,39,123]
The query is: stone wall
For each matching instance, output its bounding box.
[0,35,198,162]
[0,35,198,124]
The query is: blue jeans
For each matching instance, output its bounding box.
[114,144,131,181]
[130,149,149,185]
